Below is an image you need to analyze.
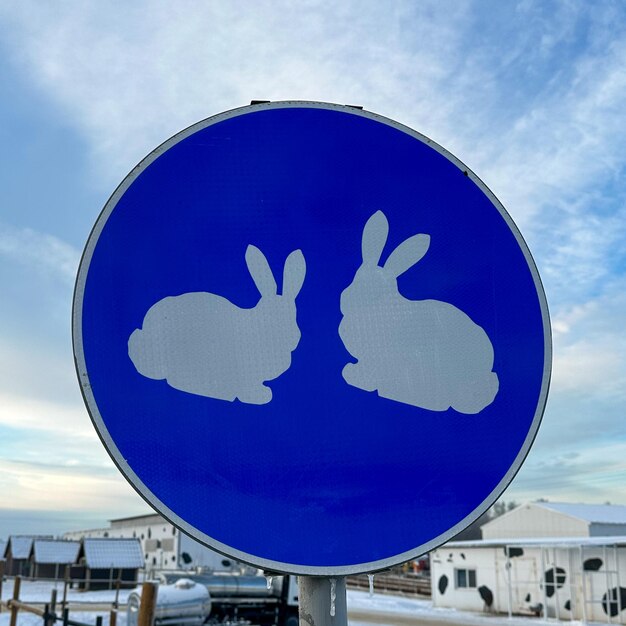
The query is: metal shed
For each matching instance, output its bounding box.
[29,539,80,580]
[76,538,144,590]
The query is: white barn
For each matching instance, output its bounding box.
[64,512,241,572]
[431,536,626,623]
[482,502,626,539]
[432,502,626,623]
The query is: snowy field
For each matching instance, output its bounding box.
[0,579,611,626]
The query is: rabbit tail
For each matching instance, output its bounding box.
[128,328,166,380]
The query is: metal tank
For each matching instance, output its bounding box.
[127,579,212,626]
[157,572,281,597]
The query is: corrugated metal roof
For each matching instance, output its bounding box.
[537,502,626,524]
[447,536,626,548]
[33,540,80,564]
[83,538,144,569]
[8,536,35,559]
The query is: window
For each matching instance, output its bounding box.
[455,568,477,588]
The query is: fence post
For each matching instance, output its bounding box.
[0,560,5,612]
[95,615,103,626]
[48,588,58,626]
[62,566,69,612]
[10,576,21,626]
[109,608,117,626]
[137,582,157,626]
[62,607,69,626]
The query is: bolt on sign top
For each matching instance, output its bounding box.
[73,101,551,576]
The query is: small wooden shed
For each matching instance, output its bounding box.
[76,538,144,590]
[4,536,51,576]
[29,539,80,580]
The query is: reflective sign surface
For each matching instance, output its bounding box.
[74,102,551,575]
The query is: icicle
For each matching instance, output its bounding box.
[368,573,374,597]
[266,575,273,590]
[330,578,337,617]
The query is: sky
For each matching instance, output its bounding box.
[0,1,625,540]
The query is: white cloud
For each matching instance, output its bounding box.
[0,458,144,511]
[0,222,79,285]
[550,283,626,396]
[0,1,473,182]
[0,334,82,408]
[508,440,626,504]
[0,392,93,438]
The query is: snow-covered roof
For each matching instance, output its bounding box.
[7,536,38,559]
[446,535,626,549]
[110,512,161,523]
[82,538,144,569]
[33,540,80,564]
[535,502,626,524]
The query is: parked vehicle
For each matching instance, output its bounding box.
[128,578,212,626]
[155,571,299,626]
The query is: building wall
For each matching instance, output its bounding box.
[431,546,501,614]
[5,557,30,577]
[65,515,240,572]
[432,543,626,623]
[178,531,237,570]
[590,523,626,537]
[482,503,589,539]
[32,562,67,579]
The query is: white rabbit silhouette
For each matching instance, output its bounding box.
[339,211,499,414]
[128,245,306,404]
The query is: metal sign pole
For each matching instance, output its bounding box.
[298,577,347,626]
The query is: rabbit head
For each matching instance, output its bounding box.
[245,244,306,354]
[341,210,430,313]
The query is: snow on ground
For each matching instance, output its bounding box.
[1,579,136,604]
[0,612,127,626]
[0,579,613,626]
[347,590,598,626]
[0,579,131,626]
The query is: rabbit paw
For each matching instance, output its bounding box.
[342,362,377,392]
[237,385,273,405]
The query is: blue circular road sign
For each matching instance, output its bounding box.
[73,101,551,575]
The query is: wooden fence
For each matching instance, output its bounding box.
[1,576,158,626]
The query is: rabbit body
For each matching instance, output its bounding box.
[339,211,499,414]
[128,246,306,404]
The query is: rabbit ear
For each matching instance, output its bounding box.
[246,245,277,297]
[361,210,389,266]
[384,233,430,278]
[282,249,306,299]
